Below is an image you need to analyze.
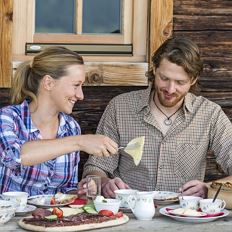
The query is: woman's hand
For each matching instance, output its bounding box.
[78,134,118,157]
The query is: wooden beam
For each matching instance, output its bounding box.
[149,0,173,59]
[0,0,13,87]
[13,61,148,86]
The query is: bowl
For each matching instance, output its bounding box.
[114,189,138,208]
[0,200,17,224]
[207,185,232,209]
[93,198,121,214]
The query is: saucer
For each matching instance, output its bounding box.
[159,205,229,223]
[15,205,37,216]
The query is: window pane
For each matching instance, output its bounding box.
[83,0,121,34]
[35,0,75,33]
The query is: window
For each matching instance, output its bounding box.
[13,0,148,62]
[8,0,173,88]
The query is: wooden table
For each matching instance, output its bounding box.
[1,208,232,232]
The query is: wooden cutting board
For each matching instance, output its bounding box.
[18,214,129,232]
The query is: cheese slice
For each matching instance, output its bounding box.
[124,136,145,166]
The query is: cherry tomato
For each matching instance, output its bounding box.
[50,197,56,205]
[115,211,123,218]
[52,207,63,218]
[98,210,114,217]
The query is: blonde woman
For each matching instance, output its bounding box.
[0,46,118,196]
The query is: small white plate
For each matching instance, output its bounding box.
[159,205,229,223]
[153,191,179,205]
[15,205,37,216]
[28,194,75,208]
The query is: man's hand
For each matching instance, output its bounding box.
[102,177,130,198]
[77,178,88,197]
[179,180,208,198]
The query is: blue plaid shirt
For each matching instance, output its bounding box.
[0,100,80,196]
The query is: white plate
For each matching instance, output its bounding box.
[15,205,37,216]
[28,195,75,208]
[159,205,229,223]
[153,191,179,205]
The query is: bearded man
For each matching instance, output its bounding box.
[79,37,232,198]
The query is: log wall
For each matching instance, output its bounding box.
[172,0,232,181]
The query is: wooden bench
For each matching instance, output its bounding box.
[0,87,228,182]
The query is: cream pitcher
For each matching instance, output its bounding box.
[127,191,155,220]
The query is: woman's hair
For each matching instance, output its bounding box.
[11,46,84,104]
[146,37,203,83]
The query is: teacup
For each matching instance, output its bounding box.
[1,192,28,211]
[200,198,226,214]
[114,189,138,208]
[179,196,202,210]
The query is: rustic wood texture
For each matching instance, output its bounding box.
[0,0,13,87]
[149,0,173,59]
[173,0,232,180]
[84,63,148,86]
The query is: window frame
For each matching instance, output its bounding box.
[13,0,148,62]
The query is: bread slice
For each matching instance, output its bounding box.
[54,193,76,204]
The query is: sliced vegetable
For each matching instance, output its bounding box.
[83,206,98,214]
[82,203,93,209]
[115,211,123,218]
[50,197,56,205]
[45,215,58,221]
[52,207,63,218]
[98,210,114,217]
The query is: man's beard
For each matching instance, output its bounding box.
[156,88,186,108]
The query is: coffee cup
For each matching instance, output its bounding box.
[179,196,202,210]
[114,189,138,208]
[200,198,226,214]
[1,191,28,211]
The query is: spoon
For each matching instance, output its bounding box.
[212,183,222,203]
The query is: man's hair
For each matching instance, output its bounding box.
[147,37,203,82]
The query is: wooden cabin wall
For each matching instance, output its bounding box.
[173,0,232,181]
[0,0,231,181]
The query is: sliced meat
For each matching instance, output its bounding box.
[32,208,52,219]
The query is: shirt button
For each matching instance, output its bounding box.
[159,165,163,169]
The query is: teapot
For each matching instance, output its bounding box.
[127,191,155,220]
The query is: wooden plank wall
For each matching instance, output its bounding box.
[174,0,232,180]
[173,0,232,122]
